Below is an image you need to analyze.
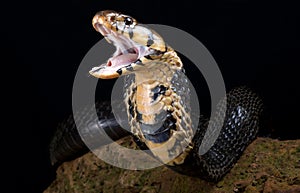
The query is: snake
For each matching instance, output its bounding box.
[49,10,263,182]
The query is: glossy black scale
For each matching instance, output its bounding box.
[141,110,177,143]
[152,85,167,101]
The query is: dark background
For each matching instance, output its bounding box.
[9,0,299,192]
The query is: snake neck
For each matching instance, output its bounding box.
[124,51,194,165]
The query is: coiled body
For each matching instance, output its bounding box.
[49,10,263,181]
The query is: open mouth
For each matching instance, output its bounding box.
[89,24,149,79]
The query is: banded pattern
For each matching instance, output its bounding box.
[49,10,263,181]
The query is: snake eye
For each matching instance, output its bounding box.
[124,17,133,26]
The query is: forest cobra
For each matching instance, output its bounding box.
[49,10,263,181]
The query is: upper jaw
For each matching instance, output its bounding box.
[94,23,111,36]
[103,26,151,59]
[89,24,150,79]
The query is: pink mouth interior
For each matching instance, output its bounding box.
[91,23,146,77]
[107,53,138,67]
[94,24,139,68]
[95,24,110,35]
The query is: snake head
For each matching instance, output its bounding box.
[89,10,168,79]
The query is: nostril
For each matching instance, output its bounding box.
[107,60,112,66]
[109,15,115,21]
